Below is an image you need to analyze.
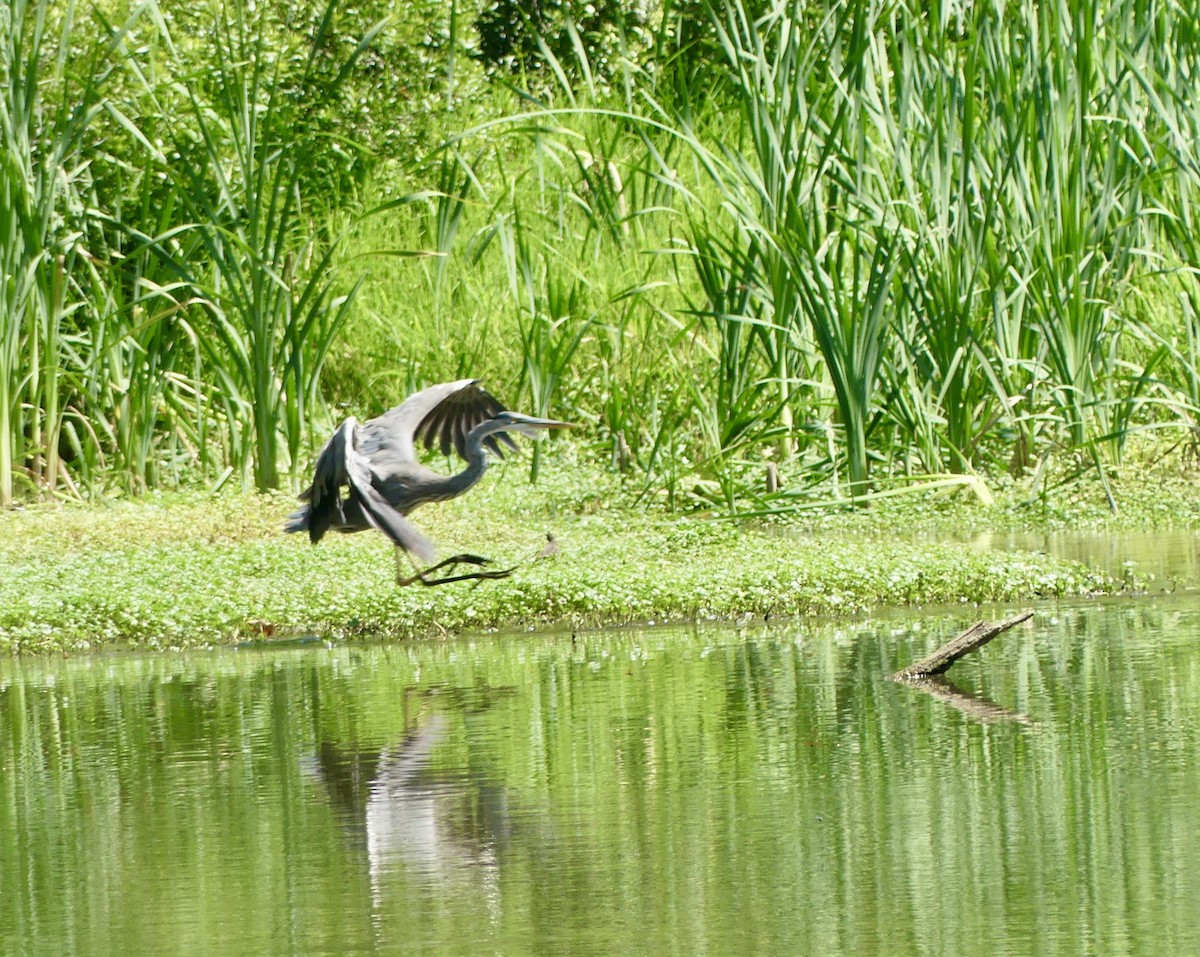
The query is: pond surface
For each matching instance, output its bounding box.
[951,527,1200,588]
[3,594,1200,955]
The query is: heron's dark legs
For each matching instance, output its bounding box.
[394,546,516,587]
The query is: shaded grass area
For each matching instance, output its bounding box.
[5,448,1179,653]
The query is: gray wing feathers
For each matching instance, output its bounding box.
[302,418,357,543]
[366,379,479,462]
[297,418,437,562]
[365,379,518,463]
[411,381,518,460]
[342,435,438,563]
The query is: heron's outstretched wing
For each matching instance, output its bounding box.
[302,418,437,561]
[361,379,518,464]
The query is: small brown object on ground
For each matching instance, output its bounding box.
[766,461,780,494]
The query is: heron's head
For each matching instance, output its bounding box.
[491,410,576,440]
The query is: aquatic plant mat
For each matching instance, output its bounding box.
[0,488,1116,654]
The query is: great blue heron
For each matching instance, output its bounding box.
[285,379,573,585]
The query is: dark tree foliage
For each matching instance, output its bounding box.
[270,0,454,196]
[470,0,773,108]
[151,0,452,200]
[271,0,451,174]
[474,0,647,80]
[650,0,773,107]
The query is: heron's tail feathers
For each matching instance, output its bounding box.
[283,508,310,534]
[288,417,437,563]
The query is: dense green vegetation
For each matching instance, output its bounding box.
[0,488,1115,653]
[12,444,1200,652]
[3,0,1200,514]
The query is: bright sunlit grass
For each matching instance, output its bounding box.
[12,444,1184,653]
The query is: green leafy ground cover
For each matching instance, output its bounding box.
[7,445,1192,654]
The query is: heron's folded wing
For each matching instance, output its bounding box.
[342,437,438,563]
[304,418,357,543]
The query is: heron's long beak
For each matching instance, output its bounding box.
[509,414,577,438]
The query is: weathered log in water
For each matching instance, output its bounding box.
[891,610,1034,681]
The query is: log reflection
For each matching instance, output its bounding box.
[898,674,1037,726]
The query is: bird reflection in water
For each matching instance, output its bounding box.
[303,691,515,897]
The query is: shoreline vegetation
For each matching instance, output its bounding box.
[5,0,1200,510]
[4,450,1196,654]
[6,1,1200,653]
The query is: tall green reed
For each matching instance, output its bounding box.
[496,212,591,481]
[654,0,1181,498]
[11,0,1196,505]
[84,165,213,494]
[415,40,690,483]
[1139,6,1200,447]
[884,4,1012,475]
[997,0,1148,459]
[671,0,907,495]
[0,0,149,503]
[143,0,381,491]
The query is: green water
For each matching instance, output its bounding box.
[3,596,1200,956]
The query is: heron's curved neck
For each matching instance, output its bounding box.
[443,423,495,497]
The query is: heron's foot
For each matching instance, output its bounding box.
[396,553,517,588]
[419,565,518,586]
